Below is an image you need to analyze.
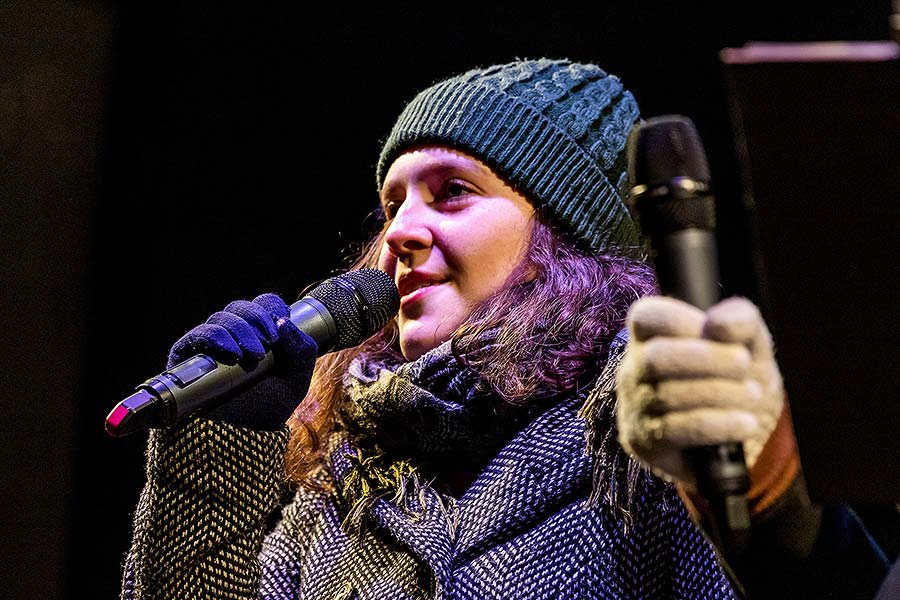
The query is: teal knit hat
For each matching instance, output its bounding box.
[376,58,643,257]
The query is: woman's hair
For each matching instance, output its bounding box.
[284,212,658,487]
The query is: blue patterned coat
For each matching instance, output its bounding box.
[123,392,736,599]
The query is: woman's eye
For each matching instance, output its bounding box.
[383,201,400,219]
[442,180,472,199]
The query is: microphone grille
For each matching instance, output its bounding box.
[306,268,400,350]
[627,114,716,234]
[628,114,711,189]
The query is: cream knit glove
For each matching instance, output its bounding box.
[616,295,785,489]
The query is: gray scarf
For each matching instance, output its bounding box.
[333,328,652,533]
[333,333,553,530]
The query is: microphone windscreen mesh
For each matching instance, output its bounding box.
[307,268,399,350]
[628,115,711,189]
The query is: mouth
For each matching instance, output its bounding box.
[400,283,440,307]
[397,273,445,306]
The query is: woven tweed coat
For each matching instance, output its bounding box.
[122,348,737,599]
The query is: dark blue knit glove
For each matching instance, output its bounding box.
[165,293,318,430]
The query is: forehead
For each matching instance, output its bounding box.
[382,146,492,183]
[380,145,512,199]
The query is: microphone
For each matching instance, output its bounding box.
[626,115,751,556]
[105,268,400,437]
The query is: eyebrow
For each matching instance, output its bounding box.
[380,159,485,205]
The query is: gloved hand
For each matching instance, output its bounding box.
[615,295,785,490]
[166,293,318,430]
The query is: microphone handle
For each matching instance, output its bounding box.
[653,228,751,557]
[105,350,276,437]
[652,230,722,311]
[105,296,335,437]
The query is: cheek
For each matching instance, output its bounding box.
[482,219,532,267]
[455,219,532,294]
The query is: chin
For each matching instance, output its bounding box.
[400,340,429,362]
[398,324,447,361]
[398,328,430,361]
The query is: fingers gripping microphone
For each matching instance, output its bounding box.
[626,115,751,556]
[105,268,400,437]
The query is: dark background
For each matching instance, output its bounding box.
[1,2,896,598]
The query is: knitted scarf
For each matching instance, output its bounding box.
[333,332,548,530]
[333,328,654,533]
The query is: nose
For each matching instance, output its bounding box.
[383,196,432,260]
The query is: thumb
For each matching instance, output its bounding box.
[250,293,319,376]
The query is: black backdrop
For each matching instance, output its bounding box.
[1,2,894,598]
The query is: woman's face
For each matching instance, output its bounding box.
[377,146,536,361]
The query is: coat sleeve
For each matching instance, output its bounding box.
[679,406,897,599]
[120,418,290,600]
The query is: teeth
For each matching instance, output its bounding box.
[408,281,434,294]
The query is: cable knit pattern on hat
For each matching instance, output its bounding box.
[377,58,644,257]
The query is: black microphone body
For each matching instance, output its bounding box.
[627,115,751,557]
[105,268,399,437]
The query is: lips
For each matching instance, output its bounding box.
[397,271,445,299]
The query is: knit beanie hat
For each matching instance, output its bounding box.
[376,58,644,257]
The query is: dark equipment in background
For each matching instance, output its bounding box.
[720,40,900,505]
